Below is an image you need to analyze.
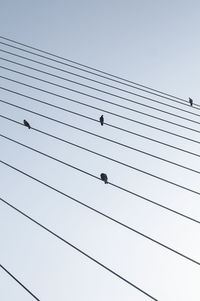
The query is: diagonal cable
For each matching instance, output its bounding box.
[0,197,158,300]
[1,71,200,146]
[0,36,198,109]
[0,264,40,301]
[1,59,200,121]
[0,138,199,225]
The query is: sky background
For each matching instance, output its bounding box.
[0,1,200,300]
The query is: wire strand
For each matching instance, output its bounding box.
[0,134,199,225]
[1,51,199,118]
[0,77,200,139]
[1,98,200,175]
[0,198,158,300]
[2,58,200,122]
[1,72,200,147]
[0,166,199,266]
[0,36,197,108]
[1,94,200,161]
[2,56,200,131]
[2,128,200,198]
[0,264,40,301]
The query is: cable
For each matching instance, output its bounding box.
[2,128,200,198]
[0,264,40,301]
[2,56,200,131]
[0,99,200,178]
[1,92,200,161]
[0,165,199,266]
[2,81,200,140]
[2,58,200,122]
[0,198,158,300]
[0,36,196,108]
[0,49,199,115]
[0,134,199,225]
[1,98,200,176]
[1,72,200,147]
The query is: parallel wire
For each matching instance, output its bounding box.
[2,128,200,197]
[0,164,199,266]
[1,101,200,177]
[0,131,199,225]
[0,36,196,108]
[0,48,180,109]
[1,71,200,147]
[2,81,200,140]
[0,198,158,301]
[1,93,200,161]
[2,58,200,122]
[2,56,200,131]
[0,264,40,301]
[1,36,199,299]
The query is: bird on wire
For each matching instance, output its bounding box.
[189,97,193,107]
[100,173,108,183]
[99,115,104,126]
[23,119,31,129]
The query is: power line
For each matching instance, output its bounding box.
[0,198,158,301]
[0,36,196,108]
[1,72,200,147]
[0,50,199,117]
[0,163,199,266]
[0,135,199,225]
[1,100,200,176]
[1,94,200,161]
[2,57,200,131]
[2,81,200,141]
[2,129,200,197]
[2,58,200,122]
[0,48,183,108]
[0,264,40,301]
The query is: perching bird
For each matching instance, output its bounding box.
[189,97,193,107]
[99,115,104,126]
[23,119,31,129]
[100,173,108,184]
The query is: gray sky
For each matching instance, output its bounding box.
[0,1,200,300]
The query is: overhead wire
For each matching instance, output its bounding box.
[1,71,200,147]
[0,50,199,117]
[0,36,196,108]
[1,36,200,299]
[0,129,199,225]
[2,57,200,132]
[1,89,200,161]
[0,163,199,266]
[0,198,158,301]
[0,264,40,301]
[2,58,200,122]
[1,100,200,176]
[1,126,200,197]
[2,79,200,139]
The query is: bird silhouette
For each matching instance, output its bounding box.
[100,173,108,184]
[99,115,104,126]
[23,119,31,129]
[189,97,193,107]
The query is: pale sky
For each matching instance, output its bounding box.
[0,1,200,300]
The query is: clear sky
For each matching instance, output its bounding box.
[0,1,200,300]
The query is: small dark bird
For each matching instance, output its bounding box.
[99,115,104,126]
[100,173,108,184]
[23,119,31,129]
[189,97,193,107]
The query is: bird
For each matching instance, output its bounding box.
[23,119,31,129]
[189,97,193,107]
[99,115,104,126]
[100,173,108,184]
